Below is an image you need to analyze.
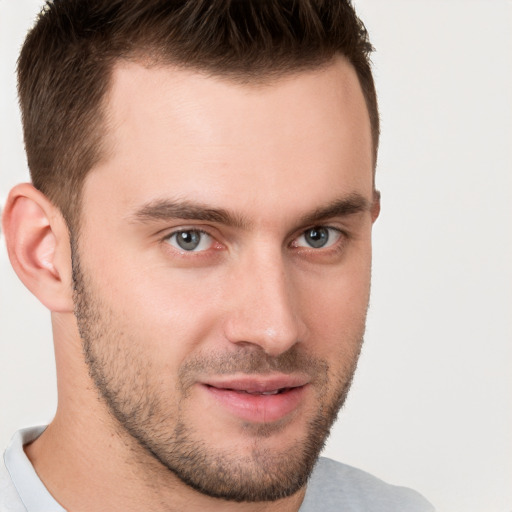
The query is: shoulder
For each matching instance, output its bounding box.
[300,457,435,512]
[0,455,26,512]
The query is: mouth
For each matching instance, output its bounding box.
[206,385,295,395]
[226,388,290,395]
[200,376,309,423]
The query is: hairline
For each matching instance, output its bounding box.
[69,51,377,236]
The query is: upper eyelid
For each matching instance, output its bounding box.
[292,226,343,243]
[159,225,216,240]
[164,227,209,236]
[289,224,345,242]
[161,227,214,245]
[160,223,342,236]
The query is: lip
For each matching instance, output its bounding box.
[200,375,309,424]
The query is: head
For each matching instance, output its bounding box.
[18,0,379,232]
[7,0,381,505]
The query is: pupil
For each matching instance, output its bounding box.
[306,227,328,248]
[177,231,200,250]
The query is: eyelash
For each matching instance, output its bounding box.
[163,228,218,254]
[291,226,344,250]
[160,225,348,256]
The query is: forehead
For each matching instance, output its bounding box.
[83,57,373,224]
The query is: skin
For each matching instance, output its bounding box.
[3,56,379,511]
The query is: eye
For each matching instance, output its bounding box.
[165,229,213,252]
[294,226,341,249]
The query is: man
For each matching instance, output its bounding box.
[1,1,433,511]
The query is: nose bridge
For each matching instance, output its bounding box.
[224,247,303,356]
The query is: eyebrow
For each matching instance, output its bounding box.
[129,193,372,229]
[130,199,249,229]
[298,193,372,226]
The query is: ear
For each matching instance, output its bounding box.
[2,183,74,312]
[371,189,381,223]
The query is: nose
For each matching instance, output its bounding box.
[223,251,305,357]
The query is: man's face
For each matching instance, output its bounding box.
[73,57,377,501]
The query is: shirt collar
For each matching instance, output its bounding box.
[4,426,66,512]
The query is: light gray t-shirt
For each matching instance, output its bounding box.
[1,427,434,511]
[1,427,65,512]
[300,456,434,511]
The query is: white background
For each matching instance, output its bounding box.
[1,1,511,511]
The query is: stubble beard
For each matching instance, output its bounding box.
[71,241,365,503]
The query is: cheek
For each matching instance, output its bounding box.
[296,257,371,351]
[103,262,228,358]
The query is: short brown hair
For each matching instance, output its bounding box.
[18,0,379,228]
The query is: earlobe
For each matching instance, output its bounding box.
[2,183,74,313]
